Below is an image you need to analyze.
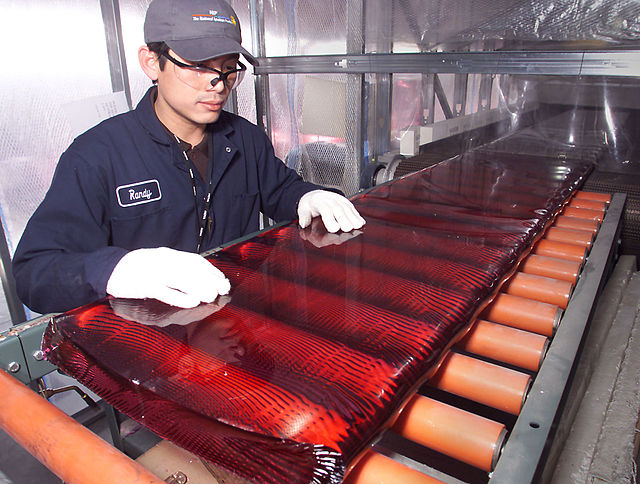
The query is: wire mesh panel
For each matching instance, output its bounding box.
[0,0,116,327]
[262,0,349,56]
[372,0,640,51]
[267,73,362,196]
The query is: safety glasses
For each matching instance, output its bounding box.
[162,52,246,90]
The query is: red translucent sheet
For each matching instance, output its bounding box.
[42,152,593,483]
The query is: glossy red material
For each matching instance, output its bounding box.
[42,153,593,483]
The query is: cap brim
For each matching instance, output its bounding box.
[166,37,259,66]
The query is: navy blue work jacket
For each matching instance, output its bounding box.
[13,87,320,314]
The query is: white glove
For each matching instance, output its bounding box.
[106,247,231,308]
[297,190,366,233]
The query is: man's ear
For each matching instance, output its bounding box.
[138,45,160,81]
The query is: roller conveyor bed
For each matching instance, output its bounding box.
[0,149,628,484]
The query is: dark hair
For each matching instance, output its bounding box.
[147,41,170,70]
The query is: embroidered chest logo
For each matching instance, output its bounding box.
[116,179,162,207]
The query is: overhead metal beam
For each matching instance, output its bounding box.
[255,50,640,77]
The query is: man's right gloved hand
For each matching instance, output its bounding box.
[106,247,231,308]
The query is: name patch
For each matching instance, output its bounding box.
[116,179,162,207]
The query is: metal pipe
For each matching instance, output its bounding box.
[0,218,26,325]
[249,0,272,136]
[344,0,366,194]
[99,0,132,109]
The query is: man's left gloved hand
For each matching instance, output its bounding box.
[297,190,366,233]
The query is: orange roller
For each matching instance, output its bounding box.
[575,191,611,204]
[534,239,586,264]
[519,254,580,284]
[568,198,606,212]
[481,293,561,336]
[502,271,573,309]
[428,352,531,415]
[344,450,445,484]
[391,395,506,471]
[0,369,164,484]
[553,216,599,235]
[562,206,604,223]
[544,226,594,249]
[457,319,549,372]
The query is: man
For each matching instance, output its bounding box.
[12,0,365,315]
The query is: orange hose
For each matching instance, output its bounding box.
[575,191,611,204]
[0,370,163,484]
[481,293,561,337]
[391,395,506,471]
[553,216,599,235]
[502,271,573,309]
[428,352,531,415]
[457,319,548,372]
[344,450,445,484]
[519,254,580,284]
[534,239,586,264]
[568,198,606,212]
[561,206,604,223]
[544,226,594,249]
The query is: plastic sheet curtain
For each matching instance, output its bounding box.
[259,0,640,57]
[42,152,592,483]
[256,0,640,203]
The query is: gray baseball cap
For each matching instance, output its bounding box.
[144,0,259,66]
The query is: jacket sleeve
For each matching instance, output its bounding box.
[12,146,128,314]
[251,128,336,222]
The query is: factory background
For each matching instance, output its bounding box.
[1,0,640,483]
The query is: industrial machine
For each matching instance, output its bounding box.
[1,1,640,483]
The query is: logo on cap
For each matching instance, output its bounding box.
[192,10,237,26]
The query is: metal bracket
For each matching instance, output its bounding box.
[0,316,56,384]
[0,332,30,384]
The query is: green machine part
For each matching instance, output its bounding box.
[0,317,56,384]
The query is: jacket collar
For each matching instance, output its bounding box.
[134,86,235,145]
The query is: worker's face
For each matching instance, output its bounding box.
[150,50,240,128]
